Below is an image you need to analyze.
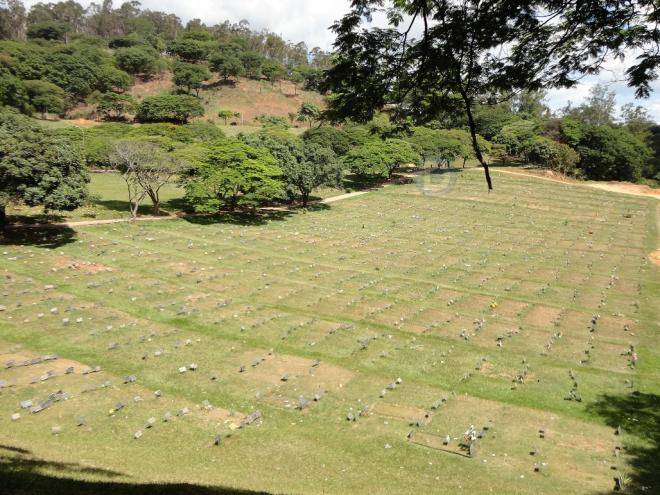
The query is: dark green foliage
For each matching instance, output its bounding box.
[240,51,264,79]
[296,102,321,128]
[167,38,209,63]
[26,20,68,41]
[184,139,284,211]
[255,115,290,129]
[261,60,285,84]
[114,46,158,76]
[342,139,422,179]
[576,126,650,181]
[0,40,131,102]
[524,136,580,176]
[0,111,88,227]
[472,104,514,140]
[23,79,67,116]
[91,91,136,120]
[209,52,244,82]
[493,120,540,156]
[135,95,204,124]
[0,71,30,112]
[172,61,210,95]
[240,129,341,205]
[302,127,353,156]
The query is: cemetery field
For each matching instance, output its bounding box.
[0,169,658,495]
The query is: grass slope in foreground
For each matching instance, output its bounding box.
[0,170,658,495]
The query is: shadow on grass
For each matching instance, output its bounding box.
[0,446,270,495]
[183,209,297,226]
[586,392,660,494]
[94,199,189,217]
[1,225,77,248]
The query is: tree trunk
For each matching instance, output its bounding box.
[459,89,493,190]
[0,203,6,231]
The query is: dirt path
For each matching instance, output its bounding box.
[487,168,660,199]
[4,189,375,230]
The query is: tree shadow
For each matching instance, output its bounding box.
[1,226,77,248]
[183,209,296,226]
[0,446,270,495]
[586,392,660,494]
[7,213,67,225]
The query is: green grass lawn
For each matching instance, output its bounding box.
[0,170,658,495]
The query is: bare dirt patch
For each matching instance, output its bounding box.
[649,249,660,267]
[52,256,112,274]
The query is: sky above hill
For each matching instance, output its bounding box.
[23,0,660,122]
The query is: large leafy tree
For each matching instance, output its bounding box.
[135,95,204,124]
[240,129,342,205]
[0,111,88,228]
[184,139,284,212]
[172,60,210,96]
[324,0,660,190]
[114,46,158,77]
[342,138,422,179]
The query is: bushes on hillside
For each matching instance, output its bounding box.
[135,95,204,124]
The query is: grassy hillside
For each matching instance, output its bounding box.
[1,170,658,494]
[127,73,326,125]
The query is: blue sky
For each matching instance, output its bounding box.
[24,0,660,121]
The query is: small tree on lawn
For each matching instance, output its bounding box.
[296,102,321,128]
[184,139,283,212]
[110,140,188,217]
[217,109,239,125]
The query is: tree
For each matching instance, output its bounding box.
[167,38,209,63]
[566,84,617,126]
[324,1,660,190]
[342,139,422,179]
[405,127,465,167]
[135,95,204,124]
[293,143,342,205]
[0,71,30,113]
[289,69,304,96]
[209,52,244,82]
[240,129,342,206]
[575,126,650,181]
[296,102,321,128]
[261,60,285,87]
[493,120,540,158]
[26,20,68,41]
[184,139,283,212]
[0,111,88,229]
[240,51,263,79]
[110,140,188,217]
[92,91,136,120]
[302,127,353,156]
[23,79,68,117]
[217,109,239,125]
[172,61,210,96]
[524,136,580,176]
[114,46,158,77]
